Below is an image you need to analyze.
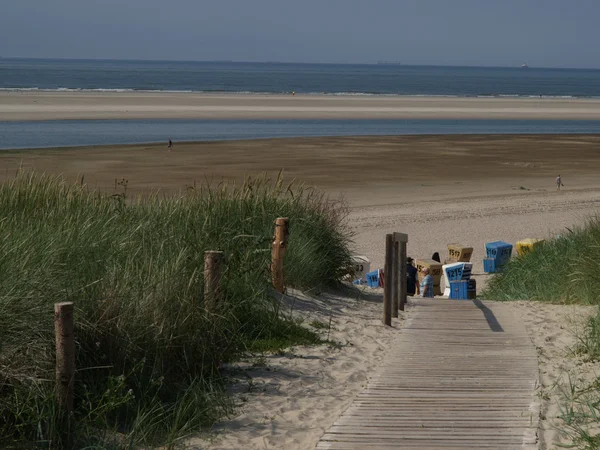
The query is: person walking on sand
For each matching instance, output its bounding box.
[420,267,435,298]
[168,139,173,150]
[556,175,563,191]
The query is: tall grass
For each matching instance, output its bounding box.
[484,217,600,304]
[483,217,600,447]
[0,172,352,448]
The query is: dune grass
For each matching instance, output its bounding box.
[483,217,600,447]
[484,217,600,305]
[0,172,353,448]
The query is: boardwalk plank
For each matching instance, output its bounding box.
[317,299,539,449]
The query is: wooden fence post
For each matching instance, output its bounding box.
[399,240,408,311]
[204,251,224,311]
[394,232,409,311]
[55,301,75,448]
[392,239,399,318]
[383,234,393,326]
[272,217,289,293]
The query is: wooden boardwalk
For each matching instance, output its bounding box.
[317,299,539,449]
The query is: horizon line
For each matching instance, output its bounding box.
[1,55,599,71]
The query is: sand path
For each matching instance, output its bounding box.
[190,289,403,450]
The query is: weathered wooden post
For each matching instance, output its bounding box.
[204,251,224,310]
[391,239,399,318]
[272,217,289,293]
[55,301,75,448]
[383,233,393,326]
[394,232,409,311]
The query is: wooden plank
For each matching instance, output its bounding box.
[317,298,539,449]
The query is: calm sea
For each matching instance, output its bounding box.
[2,58,600,148]
[2,58,600,98]
[3,119,600,150]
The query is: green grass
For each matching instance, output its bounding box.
[483,217,600,447]
[483,217,600,304]
[556,376,600,449]
[0,172,353,448]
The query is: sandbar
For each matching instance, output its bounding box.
[3,91,600,121]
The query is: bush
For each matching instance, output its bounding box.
[0,172,352,448]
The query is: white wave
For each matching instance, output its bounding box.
[0,87,596,100]
[0,87,41,91]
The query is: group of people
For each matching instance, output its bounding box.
[406,252,440,299]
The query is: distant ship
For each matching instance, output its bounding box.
[521,63,529,68]
[377,60,402,65]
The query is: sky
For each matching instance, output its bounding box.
[1,0,599,68]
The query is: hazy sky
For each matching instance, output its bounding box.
[1,0,599,67]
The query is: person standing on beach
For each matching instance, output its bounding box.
[168,139,173,149]
[420,267,435,298]
[406,257,418,296]
[556,175,563,190]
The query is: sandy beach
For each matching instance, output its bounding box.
[2,134,600,283]
[3,91,600,121]
[2,134,600,202]
[3,134,600,448]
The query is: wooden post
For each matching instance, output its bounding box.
[272,217,289,293]
[55,302,75,412]
[394,232,409,311]
[383,234,393,326]
[55,302,75,449]
[399,240,408,311]
[391,239,399,318]
[204,251,224,310]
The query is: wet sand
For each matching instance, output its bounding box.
[3,134,600,284]
[2,134,600,204]
[3,91,600,121]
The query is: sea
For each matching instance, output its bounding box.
[2,57,600,149]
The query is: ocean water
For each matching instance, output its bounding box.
[2,58,600,98]
[2,59,600,149]
[3,119,600,150]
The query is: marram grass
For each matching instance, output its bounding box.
[483,217,600,305]
[0,172,352,448]
[483,216,600,446]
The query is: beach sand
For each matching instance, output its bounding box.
[3,134,600,201]
[3,91,600,121]
[4,134,600,448]
[190,288,404,450]
[507,302,600,449]
[3,134,600,284]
